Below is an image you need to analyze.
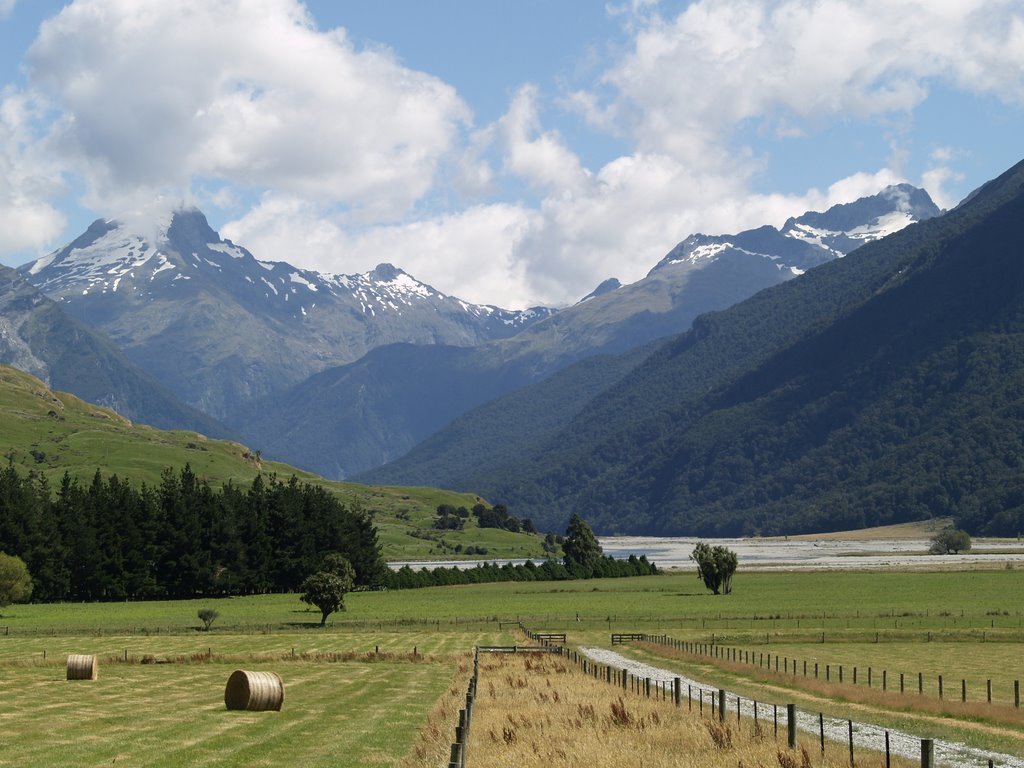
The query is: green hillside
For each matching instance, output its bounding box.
[0,365,546,561]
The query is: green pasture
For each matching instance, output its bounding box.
[2,569,1023,632]
[0,658,459,768]
[692,640,1024,707]
[0,569,1022,765]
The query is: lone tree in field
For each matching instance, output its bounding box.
[562,513,603,577]
[0,552,32,611]
[691,542,738,595]
[929,528,972,554]
[301,553,356,626]
[197,608,219,631]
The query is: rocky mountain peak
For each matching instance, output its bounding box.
[368,262,405,282]
[165,207,220,248]
[577,278,622,304]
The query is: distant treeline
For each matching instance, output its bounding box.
[0,463,386,601]
[383,553,658,590]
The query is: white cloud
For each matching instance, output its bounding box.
[25,0,470,220]
[0,1,16,20]
[588,0,1024,162]
[498,85,592,195]
[0,87,67,254]
[3,0,1021,308]
[222,195,542,308]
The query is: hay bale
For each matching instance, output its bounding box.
[224,670,284,711]
[67,654,98,680]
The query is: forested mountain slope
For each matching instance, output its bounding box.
[420,159,1024,537]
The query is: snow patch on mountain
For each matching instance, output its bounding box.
[21,211,552,329]
[208,242,246,259]
[652,185,939,278]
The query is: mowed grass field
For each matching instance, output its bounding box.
[0,568,1021,766]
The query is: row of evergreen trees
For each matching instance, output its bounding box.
[383,553,658,590]
[0,463,385,601]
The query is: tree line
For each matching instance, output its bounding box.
[0,463,385,601]
[384,513,657,589]
[383,552,658,590]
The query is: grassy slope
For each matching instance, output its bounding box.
[0,365,546,561]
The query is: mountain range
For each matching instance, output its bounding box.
[7,179,954,529]
[21,210,552,419]
[363,160,1024,539]
[243,184,940,478]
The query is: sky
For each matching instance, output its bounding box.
[1,1,1023,309]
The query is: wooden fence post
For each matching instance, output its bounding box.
[718,689,726,722]
[787,704,796,749]
[848,720,854,767]
[921,738,934,768]
[674,677,681,707]
[448,741,462,768]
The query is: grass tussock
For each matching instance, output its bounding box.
[468,653,915,768]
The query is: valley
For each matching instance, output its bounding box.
[1,4,1022,767]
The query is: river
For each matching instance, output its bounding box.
[599,535,1024,570]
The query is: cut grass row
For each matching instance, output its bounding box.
[0,658,460,768]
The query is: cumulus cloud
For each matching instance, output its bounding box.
[25,0,470,220]
[0,88,67,254]
[3,0,1022,307]
[223,195,541,307]
[498,85,592,195]
[589,0,1024,161]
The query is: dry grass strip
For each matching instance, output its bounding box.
[399,654,473,767]
[467,652,915,768]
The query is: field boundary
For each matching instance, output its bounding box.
[615,633,1023,710]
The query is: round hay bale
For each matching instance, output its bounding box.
[224,670,284,711]
[67,654,98,680]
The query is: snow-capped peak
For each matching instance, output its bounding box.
[20,208,556,333]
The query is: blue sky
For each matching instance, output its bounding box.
[1,0,1022,307]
